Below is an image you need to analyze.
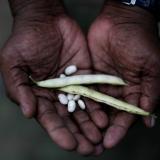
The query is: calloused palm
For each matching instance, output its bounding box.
[0,14,108,155]
[88,2,160,148]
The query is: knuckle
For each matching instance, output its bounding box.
[37,108,55,122]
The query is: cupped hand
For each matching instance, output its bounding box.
[88,1,160,148]
[0,13,108,155]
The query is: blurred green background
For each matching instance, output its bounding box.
[0,0,160,160]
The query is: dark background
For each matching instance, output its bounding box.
[0,0,160,160]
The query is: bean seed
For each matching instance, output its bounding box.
[65,65,77,75]
[58,94,68,105]
[60,74,66,78]
[68,100,76,112]
[73,95,81,101]
[67,94,74,100]
[78,99,86,110]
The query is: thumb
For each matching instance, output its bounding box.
[2,67,37,118]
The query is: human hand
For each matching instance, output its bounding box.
[0,0,108,155]
[88,0,160,148]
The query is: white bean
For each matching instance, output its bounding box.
[65,65,77,75]
[67,94,74,100]
[78,99,86,110]
[58,94,68,105]
[68,100,76,112]
[73,95,81,101]
[60,74,66,78]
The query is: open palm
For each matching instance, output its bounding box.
[88,2,160,148]
[1,14,108,155]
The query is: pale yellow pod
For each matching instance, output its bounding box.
[35,74,126,88]
[59,85,150,116]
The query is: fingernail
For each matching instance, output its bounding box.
[93,144,104,156]
[150,116,156,128]
[21,106,27,114]
[21,106,32,118]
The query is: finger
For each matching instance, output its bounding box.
[62,117,94,155]
[75,133,94,155]
[103,85,139,148]
[36,98,77,150]
[73,110,102,144]
[56,103,94,155]
[85,99,108,129]
[103,112,135,148]
[140,77,160,127]
[2,67,36,118]
[93,143,104,156]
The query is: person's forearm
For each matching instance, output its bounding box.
[8,0,64,19]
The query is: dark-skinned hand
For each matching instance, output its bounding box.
[88,0,160,149]
[0,2,108,155]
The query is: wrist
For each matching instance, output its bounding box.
[102,0,156,24]
[8,0,65,20]
[104,0,159,21]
